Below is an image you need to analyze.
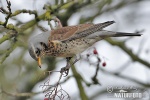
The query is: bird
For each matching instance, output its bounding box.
[28,20,141,75]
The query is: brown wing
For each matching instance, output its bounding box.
[49,23,93,41]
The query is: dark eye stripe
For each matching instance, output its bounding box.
[40,42,48,50]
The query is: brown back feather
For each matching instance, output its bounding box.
[49,21,115,42]
[49,23,93,41]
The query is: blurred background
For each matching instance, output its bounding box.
[0,0,150,100]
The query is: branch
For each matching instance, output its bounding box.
[0,0,87,66]
[0,30,17,44]
[11,9,38,18]
[80,0,144,23]
[2,0,12,27]
[105,38,150,68]
[71,65,89,100]
[0,7,9,14]
[101,68,150,87]
[89,66,150,99]
[0,39,17,64]
[1,90,37,97]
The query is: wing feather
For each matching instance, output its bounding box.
[49,23,93,41]
[49,21,115,42]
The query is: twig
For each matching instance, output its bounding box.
[105,38,150,68]
[11,9,38,18]
[0,7,9,14]
[3,0,12,27]
[137,37,146,55]
[53,17,63,28]
[1,90,37,97]
[92,59,101,85]
[37,24,48,32]
[40,71,71,100]
[115,60,131,74]
[0,37,17,65]
[80,0,143,23]
[48,20,54,30]
[0,30,17,44]
[101,68,150,87]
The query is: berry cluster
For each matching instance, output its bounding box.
[88,48,107,67]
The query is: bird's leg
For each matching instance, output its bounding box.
[60,57,72,76]
[54,17,63,28]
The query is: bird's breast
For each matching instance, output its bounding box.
[45,39,96,57]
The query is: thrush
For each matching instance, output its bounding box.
[28,20,141,75]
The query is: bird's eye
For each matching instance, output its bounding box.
[35,48,40,56]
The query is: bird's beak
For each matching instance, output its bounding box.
[37,57,41,68]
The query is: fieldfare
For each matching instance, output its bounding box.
[28,20,141,75]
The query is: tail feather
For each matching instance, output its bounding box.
[86,30,142,39]
[113,32,142,37]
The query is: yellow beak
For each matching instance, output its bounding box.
[37,57,41,68]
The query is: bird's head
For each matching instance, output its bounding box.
[28,31,50,68]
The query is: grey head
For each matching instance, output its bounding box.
[28,31,51,61]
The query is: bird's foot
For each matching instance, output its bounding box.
[60,63,71,77]
[60,67,69,77]
[60,57,80,76]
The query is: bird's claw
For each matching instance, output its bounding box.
[60,67,69,77]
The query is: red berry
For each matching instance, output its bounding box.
[93,49,98,54]
[102,62,106,67]
[44,98,49,100]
